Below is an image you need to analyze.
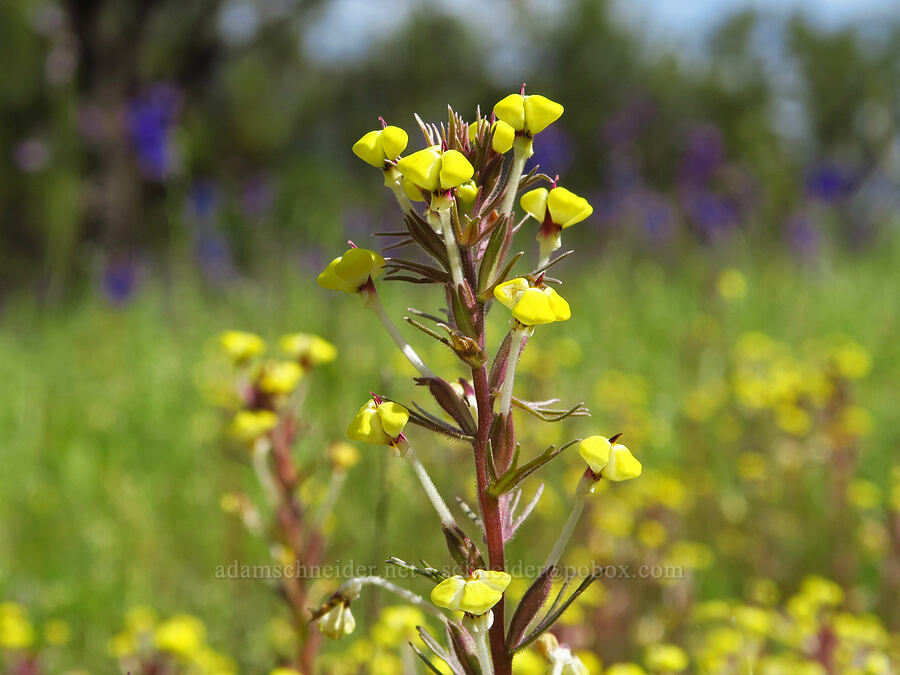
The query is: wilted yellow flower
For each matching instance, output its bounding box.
[352,125,408,167]
[578,436,642,482]
[716,268,747,301]
[219,330,265,364]
[493,92,563,136]
[346,398,409,446]
[229,409,278,442]
[317,248,385,294]
[494,277,571,326]
[154,614,206,656]
[397,146,474,192]
[278,333,337,367]
[318,603,355,640]
[645,643,688,672]
[430,569,512,615]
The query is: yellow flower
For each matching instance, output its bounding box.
[346,398,409,446]
[278,333,337,366]
[229,410,279,442]
[493,93,563,136]
[494,277,571,326]
[645,643,688,672]
[716,268,747,301]
[372,606,424,646]
[0,603,34,649]
[318,603,355,640]
[430,569,512,615]
[107,631,137,658]
[317,248,385,294]
[258,361,304,395]
[469,119,515,154]
[578,436,642,482]
[219,330,265,364]
[512,649,546,675]
[521,187,593,229]
[606,665,648,675]
[397,146,474,192]
[269,669,304,675]
[352,125,408,167]
[329,441,360,471]
[401,176,426,202]
[154,614,206,656]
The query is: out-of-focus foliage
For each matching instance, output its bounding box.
[1,0,898,298]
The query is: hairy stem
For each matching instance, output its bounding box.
[364,289,438,379]
[432,207,465,289]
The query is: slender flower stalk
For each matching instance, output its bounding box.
[398,440,456,527]
[363,288,437,379]
[251,439,279,507]
[498,327,527,418]
[313,471,347,528]
[351,576,447,621]
[543,473,593,570]
[474,628,495,675]
[436,207,466,288]
[386,170,413,214]
[499,144,528,215]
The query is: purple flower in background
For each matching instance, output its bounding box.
[126,84,182,180]
[682,188,737,241]
[195,229,235,283]
[601,97,655,148]
[638,190,677,244]
[186,180,220,222]
[13,138,51,173]
[528,125,574,177]
[242,174,275,221]
[679,124,725,186]
[102,259,139,305]
[805,162,852,204]
[785,211,821,258]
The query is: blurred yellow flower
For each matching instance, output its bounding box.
[430,569,511,614]
[154,614,206,656]
[229,409,278,442]
[317,248,385,294]
[716,268,747,301]
[372,606,424,646]
[329,441,360,471]
[219,330,265,364]
[494,278,571,326]
[0,603,34,649]
[645,643,688,672]
[258,361,304,395]
[278,333,337,367]
[44,618,71,646]
[318,603,355,640]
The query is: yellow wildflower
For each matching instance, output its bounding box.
[494,277,571,326]
[278,333,337,367]
[645,643,688,672]
[346,398,409,446]
[396,146,474,192]
[317,248,385,294]
[219,330,265,364]
[493,92,563,136]
[431,569,512,615]
[469,119,516,154]
[154,614,206,656]
[352,125,408,167]
[318,603,355,640]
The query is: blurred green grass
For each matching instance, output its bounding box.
[1,242,898,670]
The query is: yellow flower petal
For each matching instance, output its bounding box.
[472,569,512,592]
[219,331,266,363]
[513,288,557,325]
[431,571,511,614]
[376,401,409,438]
[352,130,384,167]
[460,581,504,615]
[547,187,592,228]
[317,248,385,294]
[278,333,337,366]
[520,188,549,222]
[491,120,515,154]
[229,410,279,442]
[401,176,426,202]
[493,94,526,131]
[544,287,571,321]
[397,146,442,192]
[457,180,478,205]
[579,436,611,473]
[258,361,304,395]
[601,444,642,482]
[430,577,467,611]
[379,126,408,160]
[346,401,390,445]
[493,277,530,310]
[523,95,564,135]
[439,150,475,190]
